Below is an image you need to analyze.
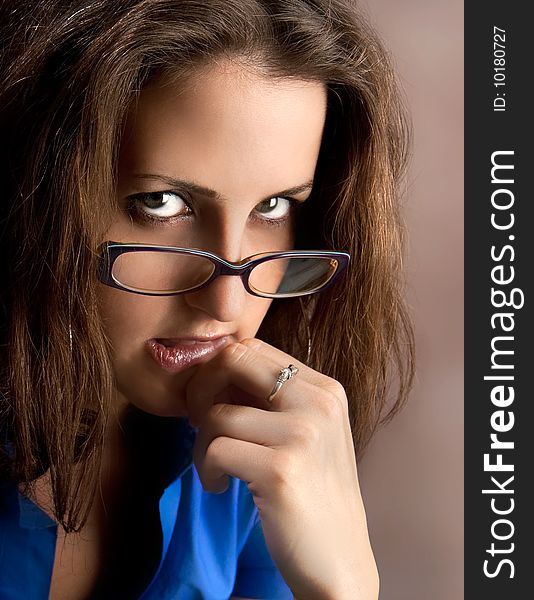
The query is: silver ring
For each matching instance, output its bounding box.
[268,364,299,403]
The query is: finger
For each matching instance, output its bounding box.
[193,403,296,484]
[193,434,276,494]
[241,337,346,398]
[240,338,349,421]
[239,337,332,389]
[185,342,303,426]
[198,402,294,448]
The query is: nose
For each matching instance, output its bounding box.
[183,271,248,323]
[182,219,255,322]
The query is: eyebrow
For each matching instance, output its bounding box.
[132,173,314,202]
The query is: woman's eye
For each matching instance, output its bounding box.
[253,197,292,221]
[127,191,191,220]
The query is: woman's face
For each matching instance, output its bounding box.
[98,61,327,417]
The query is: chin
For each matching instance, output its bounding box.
[115,376,190,419]
[133,399,188,419]
[111,348,202,417]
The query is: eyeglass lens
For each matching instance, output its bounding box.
[111,252,338,296]
[248,257,337,295]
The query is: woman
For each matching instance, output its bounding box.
[0,0,414,598]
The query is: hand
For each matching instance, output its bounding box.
[185,338,379,600]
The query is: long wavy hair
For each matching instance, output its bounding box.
[0,0,414,532]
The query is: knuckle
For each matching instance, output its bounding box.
[292,417,319,446]
[268,451,298,489]
[316,388,345,420]
[219,341,248,365]
[204,435,227,466]
[240,337,264,352]
[317,377,348,413]
[322,376,346,399]
[208,402,232,422]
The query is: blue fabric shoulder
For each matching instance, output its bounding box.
[141,466,293,599]
[0,415,293,600]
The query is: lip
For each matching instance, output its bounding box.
[146,335,230,373]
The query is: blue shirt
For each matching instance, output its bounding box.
[0,419,293,599]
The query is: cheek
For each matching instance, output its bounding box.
[97,275,273,357]
[242,296,274,338]
[97,286,168,347]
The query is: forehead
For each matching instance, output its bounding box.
[119,61,327,200]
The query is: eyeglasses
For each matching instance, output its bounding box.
[97,242,350,298]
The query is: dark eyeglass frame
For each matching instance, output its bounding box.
[97,241,350,298]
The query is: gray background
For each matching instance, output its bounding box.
[357,1,463,599]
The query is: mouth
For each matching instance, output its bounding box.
[146,335,230,373]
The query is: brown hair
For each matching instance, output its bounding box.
[0,0,414,532]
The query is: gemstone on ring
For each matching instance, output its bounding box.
[268,364,299,403]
